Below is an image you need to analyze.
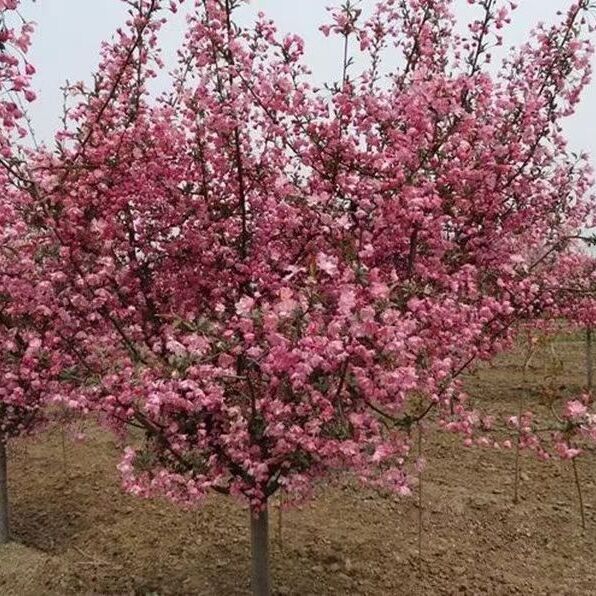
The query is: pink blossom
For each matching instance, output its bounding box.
[564,400,588,420]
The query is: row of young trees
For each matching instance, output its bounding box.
[1,0,596,593]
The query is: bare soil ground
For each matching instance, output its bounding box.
[0,336,595,595]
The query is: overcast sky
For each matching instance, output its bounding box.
[20,0,596,165]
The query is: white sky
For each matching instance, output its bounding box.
[19,0,596,165]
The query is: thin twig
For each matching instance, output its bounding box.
[72,546,123,569]
[572,458,586,531]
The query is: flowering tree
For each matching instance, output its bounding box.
[2,0,596,592]
[557,246,596,391]
[0,1,56,544]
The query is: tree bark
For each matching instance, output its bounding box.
[586,327,593,392]
[250,502,270,596]
[0,440,9,544]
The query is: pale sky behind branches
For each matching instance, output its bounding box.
[20,0,596,167]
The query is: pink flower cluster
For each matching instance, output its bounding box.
[0,1,55,441]
[0,0,595,510]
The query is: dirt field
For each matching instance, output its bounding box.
[0,336,595,595]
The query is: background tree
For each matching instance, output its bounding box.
[0,0,62,544]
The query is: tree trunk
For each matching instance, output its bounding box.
[250,502,270,596]
[586,327,593,392]
[0,441,9,544]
